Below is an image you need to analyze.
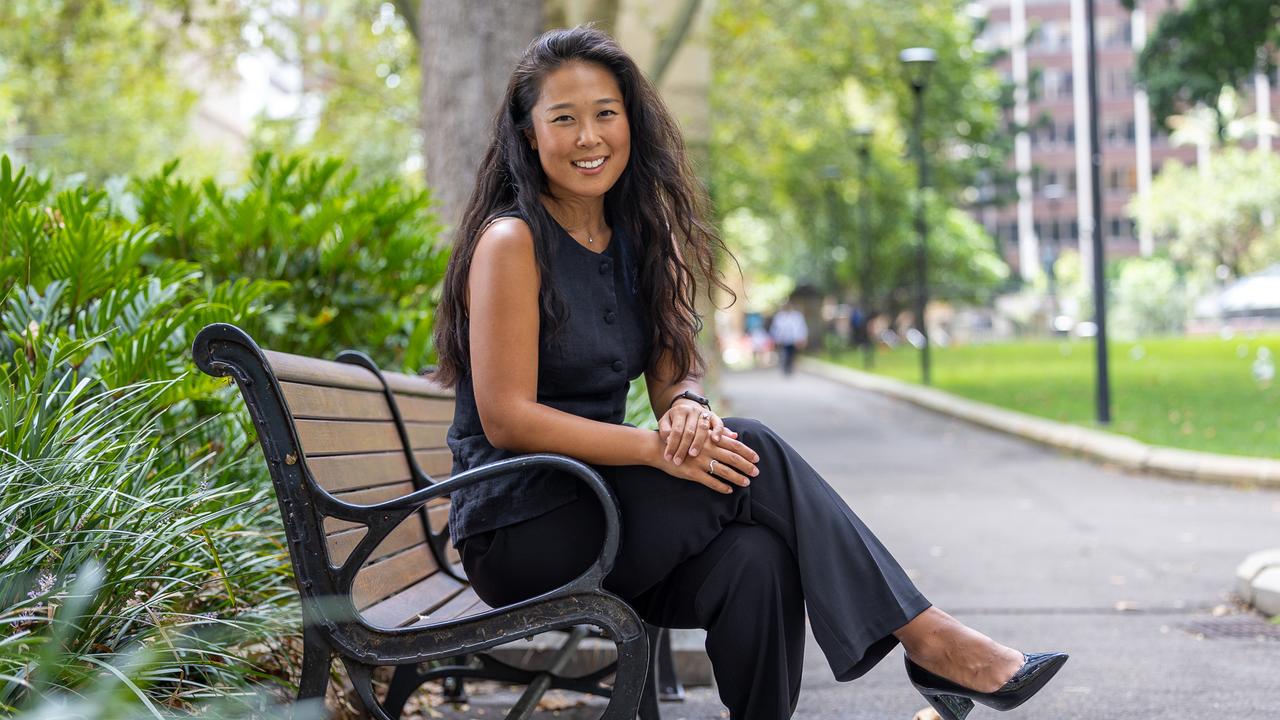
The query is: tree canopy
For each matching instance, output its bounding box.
[1124,0,1280,131]
[710,0,1011,307]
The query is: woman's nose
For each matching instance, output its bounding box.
[577,121,601,147]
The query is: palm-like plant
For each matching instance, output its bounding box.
[0,156,297,712]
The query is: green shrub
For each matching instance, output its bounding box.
[0,155,298,711]
[1,151,451,712]
[130,153,448,370]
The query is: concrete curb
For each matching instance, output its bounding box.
[799,357,1280,489]
[1235,549,1280,617]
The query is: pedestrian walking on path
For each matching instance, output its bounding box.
[431,25,1066,719]
[770,299,808,376]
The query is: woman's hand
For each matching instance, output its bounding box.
[653,427,760,494]
[659,399,736,464]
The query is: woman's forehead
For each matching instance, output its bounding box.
[536,62,622,109]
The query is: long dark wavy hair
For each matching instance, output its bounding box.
[432,24,734,389]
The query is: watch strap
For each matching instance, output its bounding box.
[669,390,711,411]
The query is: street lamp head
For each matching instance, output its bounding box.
[899,47,938,90]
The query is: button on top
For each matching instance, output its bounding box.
[599,260,612,275]
[604,310,617,324]
[611,360,624,372]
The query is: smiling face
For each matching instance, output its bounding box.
[525,61,631,202]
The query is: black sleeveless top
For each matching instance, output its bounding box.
[446,209,651,544]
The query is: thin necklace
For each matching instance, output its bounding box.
[551,210,600,244]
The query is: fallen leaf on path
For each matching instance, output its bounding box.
[537,691,586,711]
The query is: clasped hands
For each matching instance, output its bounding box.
[656,398,760,494]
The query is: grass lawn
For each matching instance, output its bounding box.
[828,334,1280,458]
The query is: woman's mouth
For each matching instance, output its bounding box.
[572,156,608,174]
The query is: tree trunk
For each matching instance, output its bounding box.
[420,0,543,230]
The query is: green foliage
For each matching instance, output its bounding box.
[0,155,297,711]
[0,0,253,182]
[5,562,316,719]
[250,0,422,182]
[131,152,448,370]
[1028,251,1175,338]
[1128,0,1280,130]
[710,0,1009,303]
[1111,257,1189,340]
[1129,148,1280,282]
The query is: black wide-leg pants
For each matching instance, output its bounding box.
[459,417,932,719]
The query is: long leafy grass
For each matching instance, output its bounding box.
[830,334,1280,458]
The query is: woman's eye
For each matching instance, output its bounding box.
[599,110,617,117]
[553,115,572,123]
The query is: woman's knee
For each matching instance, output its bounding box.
[722,416,774,442]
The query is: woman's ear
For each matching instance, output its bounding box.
[524,128,538,151]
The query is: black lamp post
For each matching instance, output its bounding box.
[1083,0,1111,424]
[900,46,937,385]
[852,126,875,369]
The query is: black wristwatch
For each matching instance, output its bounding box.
[669,389,711,411]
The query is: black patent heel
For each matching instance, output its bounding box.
[905,651,1068,716]
[922,691,975,720]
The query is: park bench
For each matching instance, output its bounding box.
[192,323,682,720]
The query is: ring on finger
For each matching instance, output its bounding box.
[708,458,719,476]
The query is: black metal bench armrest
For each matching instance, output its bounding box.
[320,453,620,600]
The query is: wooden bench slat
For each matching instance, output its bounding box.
[326,519,428,567]
[265,350,453,398]
[280,383,455,426]
[405,587,487,628]
[281,382,393,421]
[295,419,449,457]
[394,394,455,423]
[384,372,452,399]
[427,504,448,534]
[358,571,466,626]
[307,450,451,494]
[414,449,452,478]
[266,351,383,392]
[309,453,411,493]
[405,422,450,450]
[297,419,402,456]
[352,545,444,609]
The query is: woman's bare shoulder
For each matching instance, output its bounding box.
[473,216,538,286]
[476,215,535,255]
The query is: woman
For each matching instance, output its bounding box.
[432,25,1066,720]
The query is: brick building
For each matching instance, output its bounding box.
[970,0,1278,281]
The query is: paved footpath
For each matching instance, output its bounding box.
[442,368,1280,719]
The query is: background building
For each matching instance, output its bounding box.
[970,0,1278,281]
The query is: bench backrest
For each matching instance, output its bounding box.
[193,324,470,628]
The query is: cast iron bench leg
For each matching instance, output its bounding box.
[656,628,685,702]
[506,626,591,720]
